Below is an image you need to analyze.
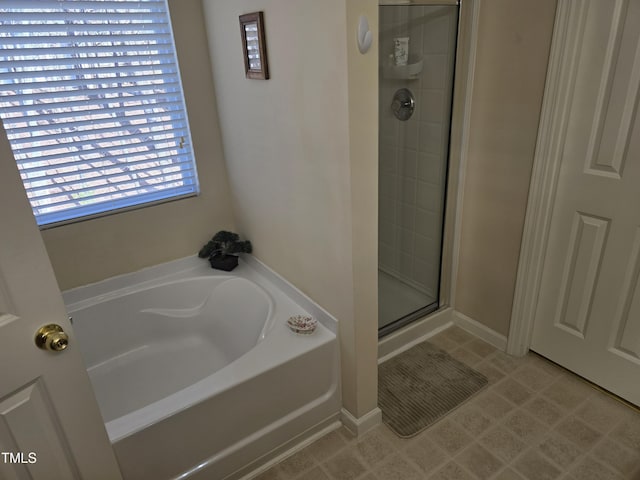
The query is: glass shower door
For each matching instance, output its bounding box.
[378,3,458,335]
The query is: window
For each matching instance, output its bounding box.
[0,0,198,227]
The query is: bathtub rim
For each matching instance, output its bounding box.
[63,254,338,335]
[242,255,338,335]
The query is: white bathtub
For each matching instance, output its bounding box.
[64,255,341,480]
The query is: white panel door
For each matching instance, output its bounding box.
[531,0,640,405]
[0,123,123,478]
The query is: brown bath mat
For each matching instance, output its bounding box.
[378,341,488,438]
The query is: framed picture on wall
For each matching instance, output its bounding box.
[239,12,269,80]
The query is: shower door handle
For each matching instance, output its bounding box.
[392,98,412,110]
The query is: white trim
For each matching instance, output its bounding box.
[507,0,588,356]
[378,307,454,362]
[452,310,507,351]
[376,306,507,356]
[450,0,481,307]
[340,407,382,437]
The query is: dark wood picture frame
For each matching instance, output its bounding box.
[239,12,269,80]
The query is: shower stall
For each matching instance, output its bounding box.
[378,2,459,336]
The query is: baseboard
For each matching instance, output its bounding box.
[378,307,454,362]
[452,310,507,351]
[340,407,382,437]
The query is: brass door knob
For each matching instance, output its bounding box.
[35,324,69,352]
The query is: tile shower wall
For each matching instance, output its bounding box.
[379,6,457,298]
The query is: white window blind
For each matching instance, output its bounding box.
[0,0,199,227]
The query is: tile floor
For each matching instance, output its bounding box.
[252,326,640,480]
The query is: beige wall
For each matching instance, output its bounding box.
[455,0,557,336]
[39,0,235,290]
[203,0,379,418]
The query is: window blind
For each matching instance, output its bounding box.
[0,0,199,227]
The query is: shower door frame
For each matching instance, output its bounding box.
[377,0,477,338]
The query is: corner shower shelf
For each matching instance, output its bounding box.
[383,57,424,80]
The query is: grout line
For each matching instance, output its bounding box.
[452,443,489,479]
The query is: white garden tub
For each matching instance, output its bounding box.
[64,255,341,480]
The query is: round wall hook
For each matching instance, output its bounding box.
[357,15,373,54]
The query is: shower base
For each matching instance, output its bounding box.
[378,270,435,329]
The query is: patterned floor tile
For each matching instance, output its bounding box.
[248,329,640,480]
